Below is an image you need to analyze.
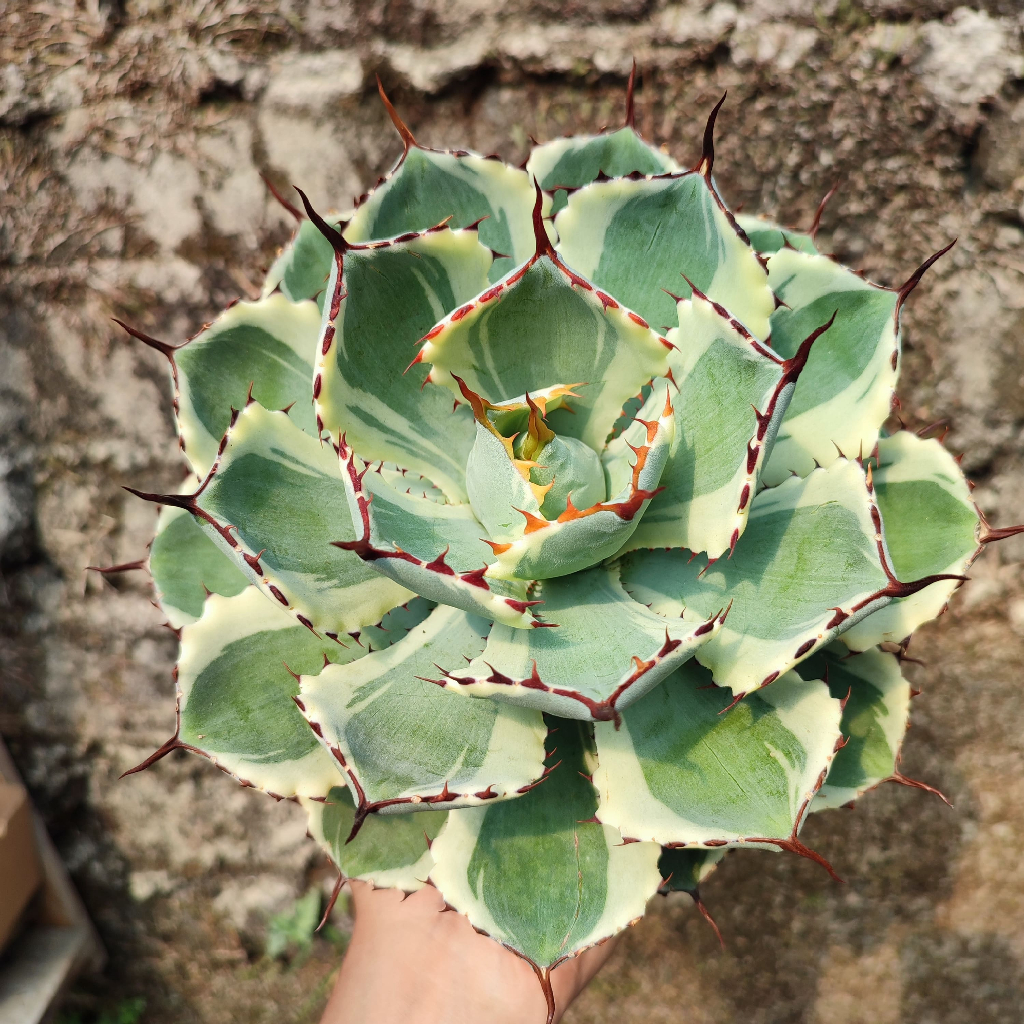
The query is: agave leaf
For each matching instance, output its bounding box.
[841,432,980,651]
[526,126,680,216]
[316,227,492,503]
[175,294,322,477]
[531,437,607,520]
[429,720,662,971]
[554,174,774,340]
[760,249,900,485]
[439,563,721,722]
[297,605,547,822]
[263,213,349,304]
[418,251,670,455]
[346,147,537,282]
[617,290,818,558]
[798,645,911,811]
[465,420,546,543]
[336,437,536,628]
[619,459,944,695]
[175,589,354,799]
[348,595,435,649]
[484,385,583,435]
[735,213,818,256]
[149,503,248,628]
[657,847,725,893]
[304,785,446,891]
[487,378,676,580]
[167,402,412,637]
[344,462,492,569]
[592,662,842,850]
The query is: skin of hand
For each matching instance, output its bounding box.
[320,880,619,1024]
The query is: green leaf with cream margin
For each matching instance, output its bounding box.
[592,661,842,851]
[305,785,446,891]
[841,432,980,651]
[336,438,537,628]
[178,401,411,637]
[263,212,351,304]
[438,563,722,722]
[149,503,248,628]
[429,721,662,971]
[175,294,322,477]
[297,604,547,820]
[657,847,725,893]
[345,146,538,282]
[760,248,899,485]
[526,126,680,216]
[486,378,676,581]
[797,645,911,811]
[175,588,351,799]
[417,252,670,456]
[554,173,774,340]
[619,459,909,695]
[735,213,817,256]
[315,226,492,503]
[617,289,810,559]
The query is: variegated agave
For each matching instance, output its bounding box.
[106,73,1021,1019]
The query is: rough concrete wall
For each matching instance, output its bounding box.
[2,2,1024,1021]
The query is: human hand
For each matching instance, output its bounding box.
[320,880,618,1024]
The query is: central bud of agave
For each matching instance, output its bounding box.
[434,239,677,582]
[466,371,672,582]
[513,416,607,521]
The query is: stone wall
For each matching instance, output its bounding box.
[2,2,1024,1021]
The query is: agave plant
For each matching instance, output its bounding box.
[102,70,1021,1020]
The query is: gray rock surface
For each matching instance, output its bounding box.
[2,1,1024,1021]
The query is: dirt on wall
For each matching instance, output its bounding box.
[2,2,1024,1022]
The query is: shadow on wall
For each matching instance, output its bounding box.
[0,315,178,1017]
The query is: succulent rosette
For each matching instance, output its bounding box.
[109,75,1020,1017]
